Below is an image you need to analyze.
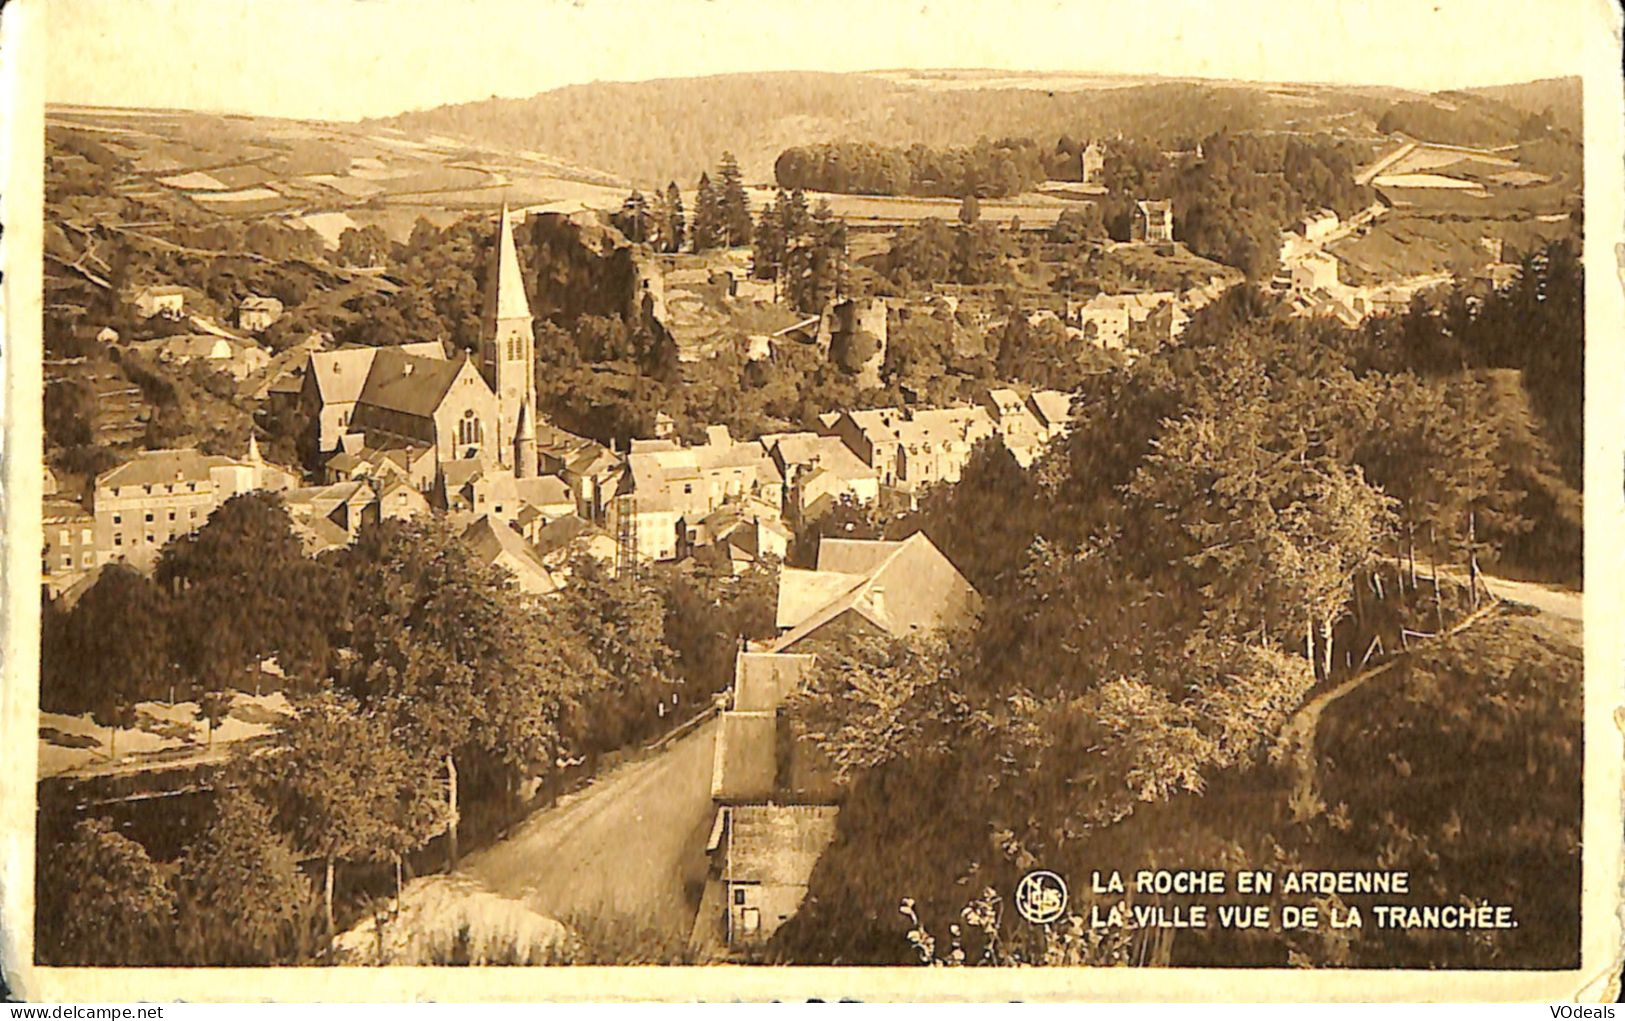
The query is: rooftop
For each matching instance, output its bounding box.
[773,532,981,651]
[723,805,841,886]
[735,651,817,712]
[711,711,778,802]
[355,349,472,419]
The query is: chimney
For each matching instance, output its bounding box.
[402,362,415,376]
[869,585,885,620]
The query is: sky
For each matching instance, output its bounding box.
[42,0,1594,121]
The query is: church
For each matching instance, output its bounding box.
[312,204,542,483]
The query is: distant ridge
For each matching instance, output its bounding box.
[367,71,1417,186]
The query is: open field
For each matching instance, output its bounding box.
[49,105,633,247]
[772,188,1075,229]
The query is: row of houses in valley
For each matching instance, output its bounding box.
[609,388,1076,570]
[52,205,1078,602]
[693,532,981,953]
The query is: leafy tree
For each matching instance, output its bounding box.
[333,519,583,866]
[174,788,312,965]
[45,379,96,450]
[266,688,442,949]
[337,225,390,268]
[40,564,170,751]
[554,554,673,751]
[159,493,336,741]
[37,818,175,965]
[792,632,976,783]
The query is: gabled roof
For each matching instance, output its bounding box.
[375,476,430,511]
[326,451,365,473]
[290,513,351,556]
[308,347,381,405]
[308,342,448,407]
[565,445,620,478]
[510,475,574,508]
[772,533,980,652]
[815,537,905,575]
[776,567,868,630]
[355,349,472,419]
[462,513,558,594]
[95,449,241,490]
[771,434,876,483]
[722,805,840,886]
[1028,389,1075,428]
[283,480,373,519]
[533,513,612,557]
[735,651,817,712]
[440,458,485,491]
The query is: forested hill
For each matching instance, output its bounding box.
[367,72,1427,186]
[1461,76,1583,136]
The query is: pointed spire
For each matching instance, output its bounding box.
[488,202,532,323]
[513,399,537,479]
[246,432,261,463]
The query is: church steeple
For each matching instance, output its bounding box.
[480,202,536,470]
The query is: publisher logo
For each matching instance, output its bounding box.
[1015,869,1069,925]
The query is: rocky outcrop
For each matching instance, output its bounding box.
[518,210,668,339]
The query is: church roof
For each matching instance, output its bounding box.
[486,204,533,323]
[308,342,444,406]
[355,349,471,419]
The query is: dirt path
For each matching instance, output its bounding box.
[1274,600,1507,820]
[459,716,719,943]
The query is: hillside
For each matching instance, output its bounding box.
[1463,76,1583,135]
[368,71,1420,187]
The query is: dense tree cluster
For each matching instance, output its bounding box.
[689,154,753,252]
[38,495,781,965]
[774,139,1050,198]
[1097,132,1374,279]
[881,217,1016,289]
[773,244,1582,966]
[750,190,849,313]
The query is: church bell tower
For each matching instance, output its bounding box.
[480,202,536,470]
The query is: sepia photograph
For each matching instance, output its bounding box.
[1,0,1619,1002]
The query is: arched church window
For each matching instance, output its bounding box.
[459,409,483,449]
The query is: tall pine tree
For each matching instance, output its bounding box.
[718,152,752,246]
[665,181,685,253]
[692,172,721,252]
